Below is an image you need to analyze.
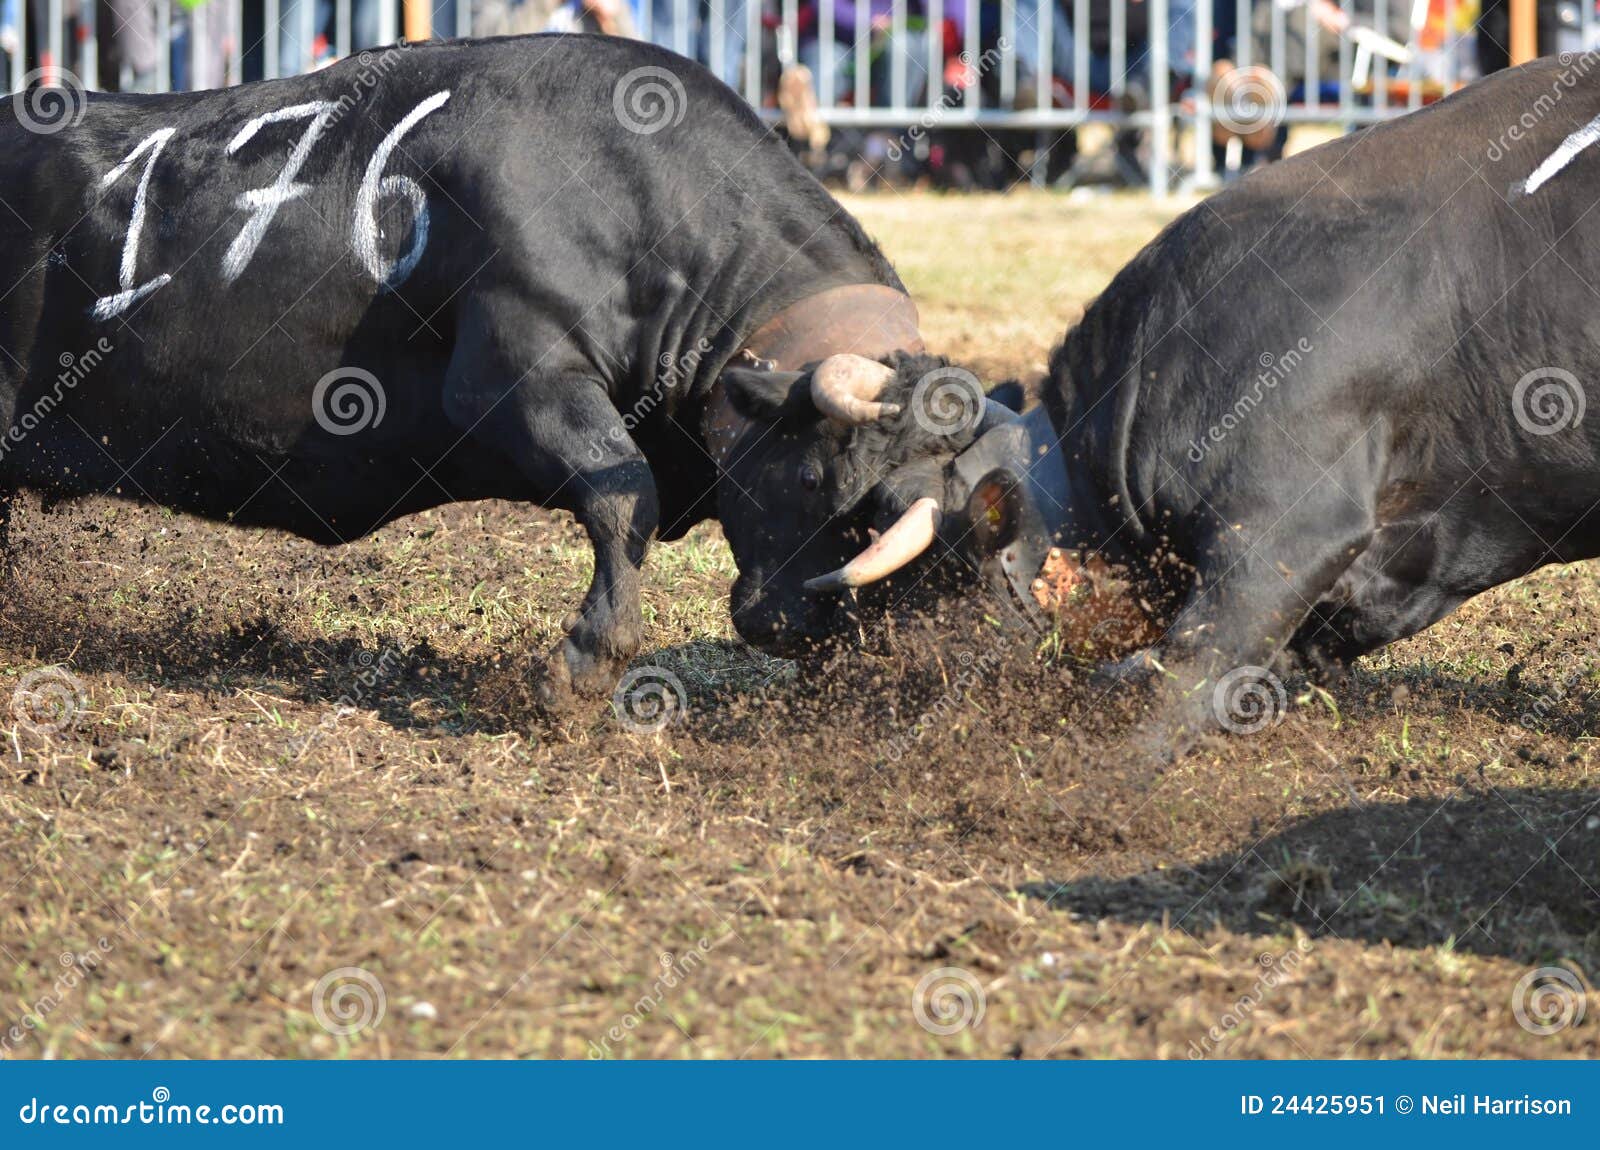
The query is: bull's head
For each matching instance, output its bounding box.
[712,350,1029,654]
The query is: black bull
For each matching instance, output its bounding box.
[0,33,986,701]
[812,55,1600,748]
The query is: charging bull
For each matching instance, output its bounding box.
[725,56,1600,747]
[0,33,1006,703]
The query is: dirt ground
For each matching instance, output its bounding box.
[1,192,1596,1060]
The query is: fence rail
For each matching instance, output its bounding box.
[5,0,1599,193]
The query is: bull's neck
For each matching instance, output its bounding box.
[700,284,925,471]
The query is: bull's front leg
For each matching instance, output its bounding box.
[1110,463,1382,760]
[447,355,659,706]
[542,451,658,702]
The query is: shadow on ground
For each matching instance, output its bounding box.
[1025,786,1600,968]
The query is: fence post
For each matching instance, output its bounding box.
[378,0,398,49]
[1510,0,1537,63]
[1192,0,1215,189]
[1150,0,1170,197]
[403,0,430,41]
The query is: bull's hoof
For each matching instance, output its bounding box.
[533,635,629,712]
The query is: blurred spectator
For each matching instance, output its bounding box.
[635,0,746,90]
[546,0,635,34]
[1011,0,1196,100]
[1476,0,1562,72]
[96,0,161,90]
[1209,0,1415,167]
[173,0,234,89]
[472,0,561,37]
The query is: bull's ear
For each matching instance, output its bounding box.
[722,367,812,421]
[985,380,1025,413]
[965,467,1025,557]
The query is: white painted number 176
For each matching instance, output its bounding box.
[90,90,452,322]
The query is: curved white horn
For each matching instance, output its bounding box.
[810,354,900,425]
[804,497,941,593]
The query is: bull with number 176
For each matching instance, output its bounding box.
[0,33,1019,704]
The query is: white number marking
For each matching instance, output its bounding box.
[352,90,451,291]
[92,127,176,321]
[222,101,338,282]
[1519,112,1600,197]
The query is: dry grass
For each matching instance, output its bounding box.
[1,190,1595,1060]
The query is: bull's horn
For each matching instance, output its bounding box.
[810,354,900,425]
[804,497,941,593]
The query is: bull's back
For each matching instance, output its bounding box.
[1053,58,1600,552]
[0,36,805,538]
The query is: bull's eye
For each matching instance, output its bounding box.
[799,464,821,492]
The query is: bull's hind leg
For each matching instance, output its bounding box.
[446,341,659,705]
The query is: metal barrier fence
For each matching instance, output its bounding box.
[5,0,1599,193]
